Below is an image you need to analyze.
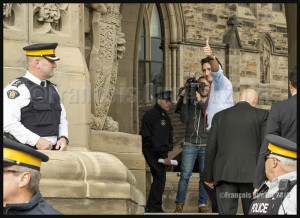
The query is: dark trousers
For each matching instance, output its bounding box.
[215,181,254,215]
[143,151,167,213]
[204,183,219,213]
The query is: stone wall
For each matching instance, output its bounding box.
[180,3,288,108]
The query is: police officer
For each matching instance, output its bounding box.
[3,43,68,151]
[248,134,297,215]
[3,137,62,215]
[140,90,174,213]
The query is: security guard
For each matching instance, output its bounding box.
[248,134,297,215]
[3,43,68,151]
[3,137,62,215]
[140,90,174,213]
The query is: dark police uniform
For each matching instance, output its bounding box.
[140,91,173,212]
[248,134,297,215]
[3,43,69,148]
[3,138,62,215]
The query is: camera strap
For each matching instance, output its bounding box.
[203,88,211,132]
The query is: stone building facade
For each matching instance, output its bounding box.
[3,3,296,214]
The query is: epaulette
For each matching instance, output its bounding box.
[11,77,24,88]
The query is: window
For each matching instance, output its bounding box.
[272,3,282,11]
[138,4,165,105]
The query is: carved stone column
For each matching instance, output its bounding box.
[169,43,179,101]
[88,4,126,131]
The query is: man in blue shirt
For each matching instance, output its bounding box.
[201,39,234,212]
[202,39,234,131]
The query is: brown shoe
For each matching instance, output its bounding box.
[174,204,184,213]
[198,205,208,213]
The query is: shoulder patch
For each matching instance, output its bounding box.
[11,79,23,87]
[7,89,20,99]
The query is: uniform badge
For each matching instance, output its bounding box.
[161,119,166,126]
[7,89,20,99]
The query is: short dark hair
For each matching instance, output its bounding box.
[200,57,222,69]
[288,65,297,89]
[198,75,206,81]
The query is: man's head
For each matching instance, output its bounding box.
[23,43,60,81]
[288,65,297,94]
[262,134,297,181]
[200,57,213,83]
[238,88,258,107]
[156,90,172,111]
[3,138,49,206]
[198,76,210,97]
[200,57,222,84]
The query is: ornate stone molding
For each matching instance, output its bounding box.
[33,3,68,34]
[88,3,126,131]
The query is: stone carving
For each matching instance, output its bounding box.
[33,3,68,33]
[3,3,15,29]
[260,38,271,84]
[103,116,119,132]
[3,3,13,17]
[89,3,125,131]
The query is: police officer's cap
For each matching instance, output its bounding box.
[3,138,49,171]
[23,43,60,61]
[155,91,172,101]
[260,134,297,160]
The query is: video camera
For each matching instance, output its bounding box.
[180,77,205,104]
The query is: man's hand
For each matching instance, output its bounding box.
[163,157,171,166]
[203,39,214,58]
[196,91,201,102]
[55,137,68,151]
[204,181,214,189]
[36,137,52,150]
[253,188,258,196]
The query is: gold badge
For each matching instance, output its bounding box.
[161,119,166,126]
[7,90,20,99]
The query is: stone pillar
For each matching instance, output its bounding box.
[223,15,241,103]
[169,43,179,101]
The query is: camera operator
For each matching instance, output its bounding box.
[174,76,212,213]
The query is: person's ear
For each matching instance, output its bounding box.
[18,172,31,188]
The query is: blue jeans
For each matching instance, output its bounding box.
[175,144,208,206]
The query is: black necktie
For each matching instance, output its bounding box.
[40,81,45,87]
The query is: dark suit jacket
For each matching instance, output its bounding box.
[253,94,297,188]
[203,101,269,185]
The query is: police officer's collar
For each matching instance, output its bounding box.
[266,171,297,189]
[154,103,168,115]
[25,71,45,86]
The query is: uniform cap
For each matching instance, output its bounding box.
[3,138,49,171]
[155,90,172,101]
[23,43,60,61]
[260,134,297,160]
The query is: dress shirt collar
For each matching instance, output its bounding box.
[25,71,46,86]
[292,92,297,96]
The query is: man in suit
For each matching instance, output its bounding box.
[253,65,297,192]
[203,89,269,215]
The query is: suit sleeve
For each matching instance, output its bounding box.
[203,112,219,183]
[254,106,277,188]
